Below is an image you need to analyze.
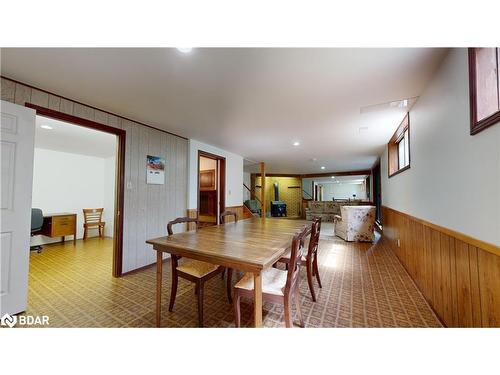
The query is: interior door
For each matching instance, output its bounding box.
[0,101,36,315]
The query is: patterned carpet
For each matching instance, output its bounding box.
[22,223,441,328]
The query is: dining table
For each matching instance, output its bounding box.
[146,217,310,327]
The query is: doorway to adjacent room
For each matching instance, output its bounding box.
[197,151,225,227]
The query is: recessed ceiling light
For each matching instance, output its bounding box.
[40,125,53,130]
[320,166,326,170]
[331,176,335,179]
[293,141,300,146]
[176,47,193,53]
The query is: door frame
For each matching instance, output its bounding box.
[25,104,126,277]
[197,150,225,224]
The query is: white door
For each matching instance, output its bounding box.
[0,100,36,315]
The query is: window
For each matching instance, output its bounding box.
[469,48,500,135]
[397,128,409,170]
[388,113,410,177]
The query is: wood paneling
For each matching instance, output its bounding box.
[382,206,500,327]
[2,77,188,275]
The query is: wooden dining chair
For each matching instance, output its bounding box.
[220,210,238,224]
[82,208,105,239]
[218,211,238,289]
[167,217,232,327]
[233,225,308,328]
[277,217,323,302]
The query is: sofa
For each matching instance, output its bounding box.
[334,205,376,242]
[305,200,365,222]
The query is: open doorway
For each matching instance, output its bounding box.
[26,104,125,277]
[197,151,225,227]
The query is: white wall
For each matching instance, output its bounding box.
[322,182,366,200]
[31,148,115,245]
[188,139,243,209]
[103,155,116,237]
[381,48,500,246]
[243,172,251,201]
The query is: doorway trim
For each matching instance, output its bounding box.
[25,103,126,277]
[197,150,226,224]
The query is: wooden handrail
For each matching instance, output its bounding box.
[243,183,262,204]
[302,189,314,200]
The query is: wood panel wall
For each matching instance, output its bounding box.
[1,77,188,274]
[382,206,500,327]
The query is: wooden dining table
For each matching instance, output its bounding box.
[146,217,309,327]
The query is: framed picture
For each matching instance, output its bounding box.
[146,155,165,185]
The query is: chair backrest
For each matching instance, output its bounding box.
[284,225,309,294]
[83,208,104,224]
[340,205,376,222]
[220,210,238,224]
[305,217,321,259]
[31,208,44,231]
[167,217,199,236]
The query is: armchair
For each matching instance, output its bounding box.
[334,205,376,242]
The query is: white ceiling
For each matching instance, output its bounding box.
[35,115,117,158]
[308,174,368,184]
[1,48,447,173]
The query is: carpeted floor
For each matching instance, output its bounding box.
[23,223,442,328]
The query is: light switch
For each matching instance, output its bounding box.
[127,181,133,189]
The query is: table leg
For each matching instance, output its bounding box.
[156,251,163,327]
[253,271,263,327]
[73,228,77,245]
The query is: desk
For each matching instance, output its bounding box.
[146,218,309,327]
[40,213,77,245]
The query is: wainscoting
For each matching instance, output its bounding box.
[381,206,500,327]
[186,205,253,230]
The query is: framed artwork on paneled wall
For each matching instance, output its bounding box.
[146,155,165,184]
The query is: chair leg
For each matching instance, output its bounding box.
[226,268,233,303]
[313,253,322,288]
[83,227,87,240]
[233,292,242,328]
[221,267,225,279]
[294,286,304,328]
[168,257,179,312]
[306,258,317,302]
[284,295,293,328]
[197,282,204,327]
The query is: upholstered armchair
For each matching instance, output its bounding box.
[334,205,376,242]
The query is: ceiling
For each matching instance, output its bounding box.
[306,174,368,184]
[1,48,447,173]
[35,115,117,158]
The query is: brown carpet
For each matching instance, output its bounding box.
[23,224,441,328]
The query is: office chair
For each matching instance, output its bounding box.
[30,208,44,253]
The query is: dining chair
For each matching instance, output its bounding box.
[220,210,238,224]
[82,208,105,239]
[167,217,232,327]
[233,225,308,328]
[218,211,238,290]
[277,217,323,302]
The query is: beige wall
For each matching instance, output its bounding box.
[1,77,188,273]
